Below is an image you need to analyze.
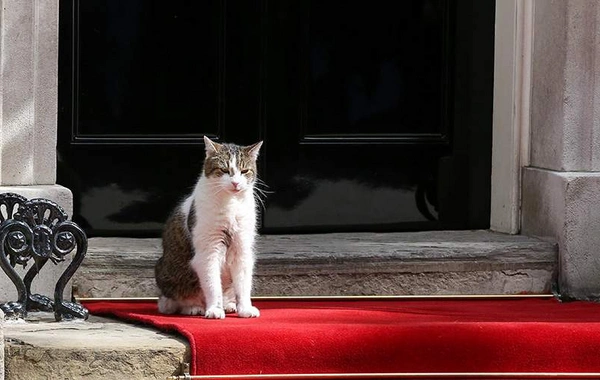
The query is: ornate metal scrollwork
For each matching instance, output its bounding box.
[0,193,88,321]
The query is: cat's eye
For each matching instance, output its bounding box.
[241,169,251,174]
[220,168,229,174]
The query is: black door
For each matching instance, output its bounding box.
[58,0,494,236]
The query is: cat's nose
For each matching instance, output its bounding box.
[231,181,240,189]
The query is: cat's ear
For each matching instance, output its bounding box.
[245,141,263,160]
[203,136,221,157]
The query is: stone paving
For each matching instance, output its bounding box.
[3,312,188,380]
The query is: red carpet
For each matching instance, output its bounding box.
[84,297,600,377]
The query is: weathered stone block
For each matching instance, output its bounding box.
[530,0,600,171]
[522,167,600,299]
[4,313,188,380]
[75,232,557,298]
[0,0,59,185]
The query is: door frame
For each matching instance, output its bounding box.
[52,0,527,234]
[490,0,534,234]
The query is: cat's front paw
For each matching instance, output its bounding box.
[224,302,237,314]
[237,305,260,318]
[204,306,226,319]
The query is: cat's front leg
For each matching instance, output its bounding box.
[191,246,226,319]
[229,242,260,318]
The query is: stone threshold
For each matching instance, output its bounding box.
[75,230,557,298]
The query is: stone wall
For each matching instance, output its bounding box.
[0,0,73,303]
[522,0,600,299]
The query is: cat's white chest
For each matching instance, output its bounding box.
[193,192,254,235]
[223,197,253,226]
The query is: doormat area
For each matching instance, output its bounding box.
[83,298,600,377]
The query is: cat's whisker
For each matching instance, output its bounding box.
[254,192,267,212]
[257,190,273,196]
[254,193,270,207]
[254,186,268,197]
[207,184,225,194]
[253,180,273,194]
[255,178,271,189]
[255,187,274,195]
[252,185,269,212]
[253,186,269,198]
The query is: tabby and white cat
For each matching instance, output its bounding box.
[155,136,263,319]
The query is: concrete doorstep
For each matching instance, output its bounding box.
[75,230,557,298]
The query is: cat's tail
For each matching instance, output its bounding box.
[157,295,179,314]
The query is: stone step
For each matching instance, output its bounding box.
[3,231,557,379]
[3,312,188,380]
[74,231,557,298]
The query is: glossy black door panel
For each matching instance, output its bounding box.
[59,145,204,235]
[76,0,222,139]
[305,1,446,137]
[58,0,494,236]
[59,0,262,236]
[261,0,453,232]
[263,143,443,232]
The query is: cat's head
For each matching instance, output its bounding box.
[202,136,263,195]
